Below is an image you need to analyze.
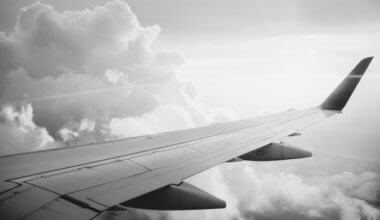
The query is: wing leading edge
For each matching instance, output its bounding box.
[0,57,374,219]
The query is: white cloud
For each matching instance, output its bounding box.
[95,163,380,220]
[181,163,380,220]
[0,0,236,155]
[311,171,380,203]
[0,104,59,155]
[102,104,195,138]
[0,2,378,220]
[57,118,98,145]
[13,0,140,78]
[105,69,127,85]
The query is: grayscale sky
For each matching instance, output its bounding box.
[0,0,379,219]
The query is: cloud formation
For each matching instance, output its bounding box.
[0,0,235,154]
[0,1,378,220]
[96,163,380,220]
[0,103,60,155]
[137,164,379,220]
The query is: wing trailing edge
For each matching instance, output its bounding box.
[321,57,373,111]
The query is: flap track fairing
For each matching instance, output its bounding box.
[120,182,226,210]
[239,142,312,161]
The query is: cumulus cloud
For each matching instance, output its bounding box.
[0,1,378,220]
[13,0,140,78]
[0,103,59,155]
[102,104,195,138]
[56,118,99,146]
[0,0,235,155]
[192,163,380,220]
[311,171,380,205]
[95,163,380,220]
[148,163,379,220]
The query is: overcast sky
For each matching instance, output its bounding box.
[0,1,379,219]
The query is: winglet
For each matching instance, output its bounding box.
[320,57,374,111]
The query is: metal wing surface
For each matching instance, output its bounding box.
[0,57,373,219]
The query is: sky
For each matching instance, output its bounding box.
[0,0,379,219]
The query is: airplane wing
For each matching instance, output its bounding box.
[0,57,373,219]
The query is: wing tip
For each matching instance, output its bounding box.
[363,56,374,62]
[321,56,374,111]
[352,56,374,76]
